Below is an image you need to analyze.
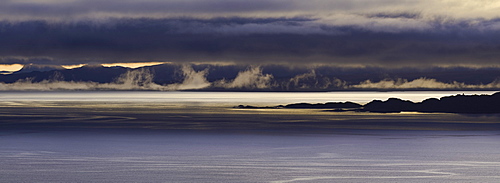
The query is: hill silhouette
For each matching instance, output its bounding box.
[236,92,500,114]
[283,102,362,109]
[13,64,65,74]
[2,63,500,91]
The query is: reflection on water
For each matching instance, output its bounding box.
[1,91,500,182]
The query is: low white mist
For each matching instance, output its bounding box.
[286,70,346,90]
[1,68,499,91]
[0,66,212,91]
[351,77,500,89]
[214,66,273,89]
[166,65,211,90]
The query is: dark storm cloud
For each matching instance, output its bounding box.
[1,0,500,67]
[365,12,421,19]
[1,17,500,66]
[1,1,500,91]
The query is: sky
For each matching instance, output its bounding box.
[1,0,500,68]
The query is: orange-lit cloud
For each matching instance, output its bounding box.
[0,64,23,72]
[101,62,167,68]
[61,64,87,69]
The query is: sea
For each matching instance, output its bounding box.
[1,91,500,182]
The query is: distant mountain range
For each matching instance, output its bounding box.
[236,92,500,114]
[13,64,66,74]
[1,63,500,91]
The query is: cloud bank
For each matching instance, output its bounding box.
[1,17,500,67]
[2,0,500,20]
[0,0,499,67]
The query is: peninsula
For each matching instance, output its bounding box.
[235,92,500,114]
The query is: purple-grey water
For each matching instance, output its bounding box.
[2,131,500,182]
[1,91,500,182]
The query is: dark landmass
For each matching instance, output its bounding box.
[2,101,500,133]
[235,92,500,114]
[13,64,65,74]
[235,101,362,109]
[2,63,500,91]
[284,102,363,109]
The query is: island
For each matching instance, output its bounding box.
[235,92,500,114]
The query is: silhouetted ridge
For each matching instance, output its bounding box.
[14,64,65,74]
[363,98,417,113]
[235,92,500,114]
[235,102,362,110]
[417,92,500,113]
[284,102,362,109]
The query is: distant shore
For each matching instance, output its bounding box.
[236,92,500,114]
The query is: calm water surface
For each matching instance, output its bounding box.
[2,131,500,182]
[0,91,496,105]
[1,91,500,182]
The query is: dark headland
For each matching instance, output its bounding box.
[235,92,500,114]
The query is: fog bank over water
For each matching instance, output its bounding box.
[1,64,500,91]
